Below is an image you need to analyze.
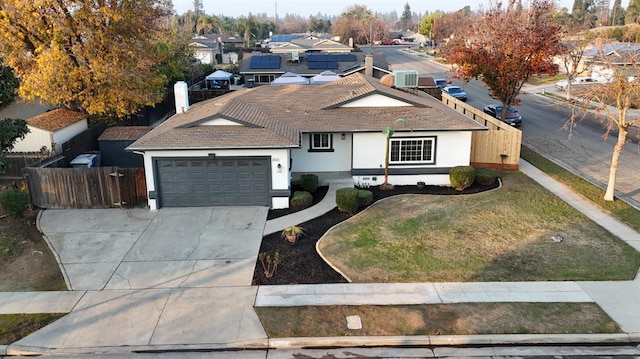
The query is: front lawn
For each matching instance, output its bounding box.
[318,172,640,282]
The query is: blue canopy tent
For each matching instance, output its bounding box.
[205,70,233,89]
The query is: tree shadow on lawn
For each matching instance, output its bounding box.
[252,181,500,285]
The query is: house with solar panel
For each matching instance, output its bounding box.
[239,51,391,87]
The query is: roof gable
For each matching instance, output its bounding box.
[27,108,87,133]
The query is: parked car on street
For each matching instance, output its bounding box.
[483,104,522,128]
[434,79,448,88]
[554,77,595,91]
[442,85,467,101]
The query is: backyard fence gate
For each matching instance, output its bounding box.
[24,167,147,209]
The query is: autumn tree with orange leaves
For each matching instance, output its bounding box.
[444,0,563,121]
[0,0,172,117]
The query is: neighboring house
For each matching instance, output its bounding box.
[239,51,391,86]
[98,126,150,167]
[585,46,640,82]
[11,108,88,154]
[128,74,487,210]
[189,34,243,65]
[269,37,352,54]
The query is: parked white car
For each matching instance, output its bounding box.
[554,77,596,91]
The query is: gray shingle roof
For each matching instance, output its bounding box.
[128,74,486,151]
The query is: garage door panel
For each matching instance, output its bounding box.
[157,158,270,207]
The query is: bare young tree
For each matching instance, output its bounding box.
[571,49,640,201]
[560,39,590,100]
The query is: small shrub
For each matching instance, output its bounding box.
[291,178,302,188]
[281,225,304,243]
[0,189,29,216]
[290,191,312,209]
[258,251,280,278]
[475,168,497,185]
[357,190,373,207]
[336,187,358,214]
[300,174,319,193]
[450,166,476,191]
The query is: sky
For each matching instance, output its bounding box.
[171,0,626,18]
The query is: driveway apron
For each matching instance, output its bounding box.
[39,207,269,290]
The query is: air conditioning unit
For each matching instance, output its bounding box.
[286,50,299,62]
[393,70,419,88]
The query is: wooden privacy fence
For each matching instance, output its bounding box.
[441,93,522,170]
[24,167,147,209]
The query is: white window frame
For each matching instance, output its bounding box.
[389,137,436,164]
[309,133,333,152]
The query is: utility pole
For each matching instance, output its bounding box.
[274,1,278,34]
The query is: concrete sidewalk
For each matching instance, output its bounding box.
[2,161,640,355]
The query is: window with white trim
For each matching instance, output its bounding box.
[390,137,436,164]
[309,133,333,152]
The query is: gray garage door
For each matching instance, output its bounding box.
[156,157,270,207]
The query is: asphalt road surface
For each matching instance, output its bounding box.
[381,47,640,209]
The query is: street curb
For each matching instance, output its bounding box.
[6,334,640,356]
[267,333,640,349]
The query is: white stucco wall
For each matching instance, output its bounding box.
[351,131,472,187]
[290,133,352,173]
[138,148,291,210]
[11,127,52,153]
[51,120,89,153]
[11,119,88,153]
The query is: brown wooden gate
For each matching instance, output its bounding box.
[23,167,147,209]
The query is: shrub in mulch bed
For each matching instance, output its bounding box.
[253,180,500,286]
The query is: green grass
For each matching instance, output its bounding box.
[256,303,621,337]
[521,145,640,232]
[0,235,19,260]
[0,313,65,345]
[527,74,566,86]
[318,171,640,283]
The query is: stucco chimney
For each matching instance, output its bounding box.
[174,81,189,114]
[349,37,353,47]
[365,54,373,77]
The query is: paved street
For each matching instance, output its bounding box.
[383,47,640,209]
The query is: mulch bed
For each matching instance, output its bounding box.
[252,181,500,286]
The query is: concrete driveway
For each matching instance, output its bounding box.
[39,207,269,291]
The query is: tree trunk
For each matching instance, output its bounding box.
[566,82,572,101]
[604,126,628,201]
[383,137,390,185]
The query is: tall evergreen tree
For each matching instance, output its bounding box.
[571,0,586,24]
[399,2,413,30]
[611,0,626,25]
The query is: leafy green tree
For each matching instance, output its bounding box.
[307,16,332,33]
[0,59,18,110]
[0,118,29,173]
[419,11,444,41]
[444,0,563,121]
[0,0,171,117]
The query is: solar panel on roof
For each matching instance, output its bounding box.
[249,55,281,69]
